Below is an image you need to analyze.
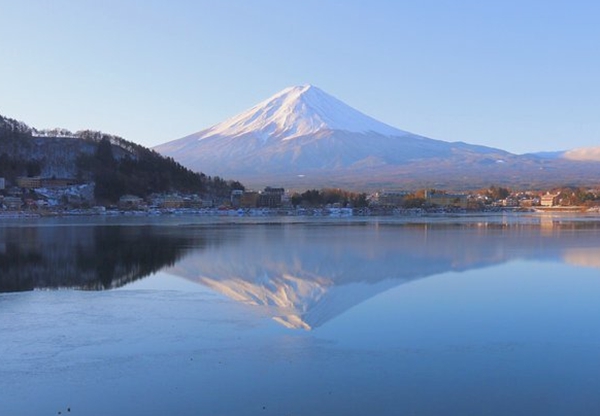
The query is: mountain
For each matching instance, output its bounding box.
[0,113,242,202]
[154,85,600,190]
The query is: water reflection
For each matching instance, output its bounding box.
[164,222,600,329]
[0,225,203,292]
[3,220,600,330]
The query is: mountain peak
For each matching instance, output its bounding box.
[197,84,408,142]
[281,83,316,93]
[153,86,600,190]
[268,84,323,100]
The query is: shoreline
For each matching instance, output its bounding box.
[1,205,599,220]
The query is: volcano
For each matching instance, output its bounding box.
[155,85,600,190]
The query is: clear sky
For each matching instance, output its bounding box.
[1,0,599,154]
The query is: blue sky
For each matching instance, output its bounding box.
[1,0,599,154]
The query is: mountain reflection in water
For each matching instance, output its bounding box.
[163,222,600,330]
[2,220,600,330]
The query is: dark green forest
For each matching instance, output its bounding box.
[0,115,41,180]
[76,133,244,203]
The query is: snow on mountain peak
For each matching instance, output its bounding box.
[197,84,408,141]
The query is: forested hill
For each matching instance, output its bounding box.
[0,113,244,203]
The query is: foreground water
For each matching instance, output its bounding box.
[2,214,600,415]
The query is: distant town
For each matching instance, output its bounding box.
[3,111,600,219]
[1,175,599,217]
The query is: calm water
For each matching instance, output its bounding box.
[2,214,600,415]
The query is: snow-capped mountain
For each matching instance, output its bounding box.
[189,84,408,140]
[155,85,600,189]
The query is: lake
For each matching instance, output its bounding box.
[2,214,600,415]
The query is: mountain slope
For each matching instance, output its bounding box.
[193,84,409,140]
[0,113,242,202]
[155,85,523,189]
[156,85,600,190]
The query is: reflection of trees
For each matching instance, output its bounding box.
[0,226,205,292]
[0,242,45,292]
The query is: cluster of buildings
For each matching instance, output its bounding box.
[230,187,286,209]
[0,175,289,213]
[117,187,288,211]
[370,190,471,209]
[0,176,95,212]
[370,188,599,210]
[1,174,598,214]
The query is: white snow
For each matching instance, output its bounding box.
[152,84,517,188]
[196,85,409,142]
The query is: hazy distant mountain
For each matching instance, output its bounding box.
[155,85,600,190]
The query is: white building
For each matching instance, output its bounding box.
[540,192,560,207]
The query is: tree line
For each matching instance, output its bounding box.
[78,136,244,203]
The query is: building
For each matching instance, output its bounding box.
[258,187,285,208]
[540,192,560,207]
[16,176,42,189]
[118,195,144,210]
[16,176,78,190]
[240,191,259,208]
[2,196,22,210]
[425,190,468,209]
[230,190,244,208]
[519,198,538,208]
[373,191,410,207]
[501,197,519,207]
[183,196,208,209]
[41,178,77,188]
[159,195,185,209]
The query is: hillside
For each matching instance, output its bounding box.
[0,114,243,203]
